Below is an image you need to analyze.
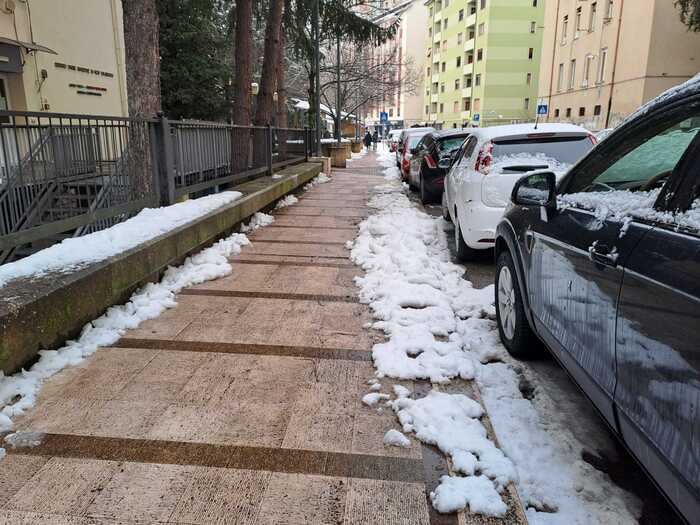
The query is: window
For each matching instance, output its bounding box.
[429,27,433,38]
[579,107,585,117]
[594,105,602,116]
[427,66,431,76]
[442,40,448,51]
[432,82,438,93]
[465,75,472,87]
[589,2,597,32]
[474,98,481,112]
[528,47,534,59]
[443,18,448,30]
[477,48,483,61]
[533,0,538,5]
[575,7,582,36]
[457,33,463,45]
[456,56,462,67]
[455,79,461,90]
[442,62,446,72]
[526,72,532,85]
[557,63,564,91]
[554,108,560,117]
[568,59,576,89]
[431,102,438,112]
[478,23,485,35]
[429,6,434,17]
[467,53,474,64]
[524,98,530,110]
[606,0,613,19]
[463,98,471,111]
[475,74,481,86]
[480,0,486,9]
[439,103,444,113]
[425,105,430,115]
[583,54,594,86]
[459,9,464,21]
[561,16,568,44]
[435,22,441,34]
[389,109,393,117]
[453,101,460,112]
[469,29,476,39]
[598,48,608,83]
[530,21,536,33]
[566,108,572,117]
[565,114,700,193]
[441,82,445,93]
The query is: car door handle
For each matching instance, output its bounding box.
[588,243,618,267]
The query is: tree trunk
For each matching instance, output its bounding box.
[276,30,288,160]
[231,0,253,172]
[254,0,285,126]
[122,0,161,196]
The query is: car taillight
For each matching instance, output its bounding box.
[588,133,598,145]
[475,141,493,175]
[425,154,437,169]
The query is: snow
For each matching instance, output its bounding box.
[470,122,590,142]
[383,429,411,448]
[351,173,641,521]
[0,192,242,290]
[362,392,390,407]
[0,204,278,462]
[491,153,571,178]
[303,173,331,191]
[275,194,299,209]
[239,212,275,232]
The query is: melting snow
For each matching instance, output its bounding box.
[275,194,299,209]
[383,429,411,448]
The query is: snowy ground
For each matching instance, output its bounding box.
[348,144,641,524]
[0,175,331,461]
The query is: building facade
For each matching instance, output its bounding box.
[0,0,127,118]
[538,0,700,131]
[424,0,544,129]
[365,0,429,132]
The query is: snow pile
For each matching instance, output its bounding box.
[560,189,700,233]
[0,209,276,461]
[383,429,411,448]
[348,148,368,163]
[392,390,515,516]
[377,143,401,181]
[275,194,299,209]
[0,192,242,290]
[303,173,331,191]
[479,363,640,524]
[352,177,640,522]
[240,212,275,232]
[362,392,390,407]
[491,153,571,178]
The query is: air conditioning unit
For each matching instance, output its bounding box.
[2,0,16,14]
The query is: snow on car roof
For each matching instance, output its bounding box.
[469,122,590,141]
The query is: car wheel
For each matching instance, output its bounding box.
[454,217,479,261]
[495,250,539,357]
[420,175,436,204]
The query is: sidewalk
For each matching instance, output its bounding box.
[0,151,524,524]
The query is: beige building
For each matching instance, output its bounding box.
[366,0,428,131]
[538,0,700,131]
[0,0,127,118]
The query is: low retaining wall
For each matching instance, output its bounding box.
[0,161,323,374]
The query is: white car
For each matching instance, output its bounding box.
[443,123,596,260]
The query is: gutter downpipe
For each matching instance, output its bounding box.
[605,0,625,129]
[546,0,561,123]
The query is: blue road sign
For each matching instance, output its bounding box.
[380,111,389,123]
[537,104,548,116]
[473,113,480,122]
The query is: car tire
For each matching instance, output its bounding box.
[442,192,451,222]
[420,175,437,204]
[454,217,479,261]
[495,250,539,358]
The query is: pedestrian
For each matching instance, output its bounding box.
[363,130,372,150]
[372,130,378,151]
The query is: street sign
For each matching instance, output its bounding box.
[537,104,548,116]
[380,111,389,124]
[473,113,480,122]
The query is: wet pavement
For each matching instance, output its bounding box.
[0,152,527,525]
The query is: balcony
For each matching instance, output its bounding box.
[462,64,474,75]
[464,38,475,52]
[432,73,440,83]
[462,88,472,98]
[430,93,439,103]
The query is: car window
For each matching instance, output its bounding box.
[492,136,593,166]
[565,113,700,194]
[438,136,468,154]
[458,137,478,167]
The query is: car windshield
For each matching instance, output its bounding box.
[492,136,593,166]
[407,136,423,148]
[438,137,468,154]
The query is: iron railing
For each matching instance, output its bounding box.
[0,110,312,264]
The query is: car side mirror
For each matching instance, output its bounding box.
[438,156,453,170]
[410,147,418,155]
[398,146,404,153]
[511,171,557,210]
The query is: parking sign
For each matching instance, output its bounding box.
[380,112,388,124]
[473,113,480,122]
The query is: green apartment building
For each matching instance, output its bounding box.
[424,0,544,128]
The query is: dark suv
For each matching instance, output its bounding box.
[495,80,700,524]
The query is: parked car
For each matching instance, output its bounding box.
[396,126,434,168]
[494,80,700,524]
[388,129,403,152]
[399,128,435,180]
[407,129,471,204]
[443,123,595,260]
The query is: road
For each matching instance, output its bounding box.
[418,199,684,525]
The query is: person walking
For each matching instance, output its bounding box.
[371,130,378,151]
[363,130,372,151]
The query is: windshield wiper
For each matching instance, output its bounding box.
[500,164,549,173]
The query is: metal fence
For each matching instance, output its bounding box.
[0,110,311,264]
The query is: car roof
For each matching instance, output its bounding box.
[468,122,590,141]
[433,129,471,139]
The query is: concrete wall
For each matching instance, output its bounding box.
[0,0,127,116]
